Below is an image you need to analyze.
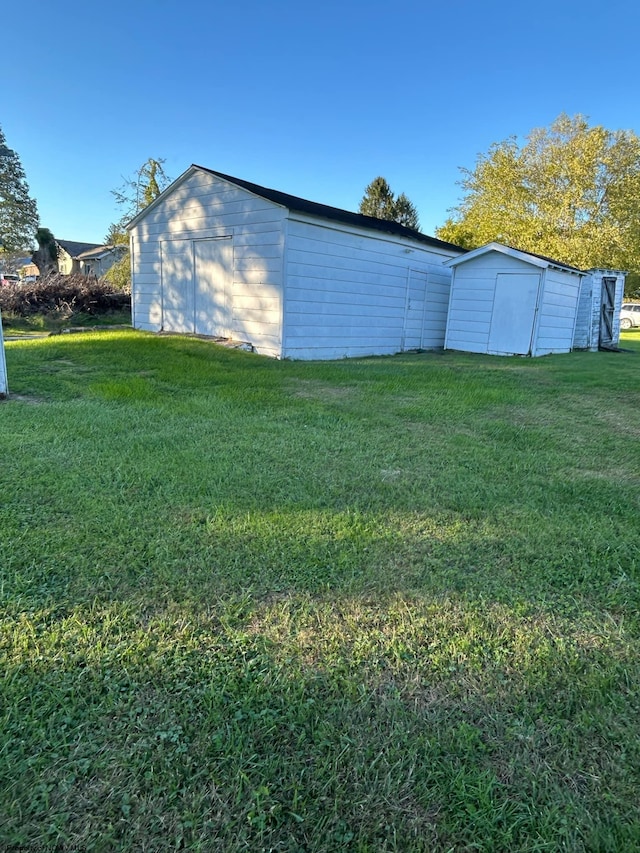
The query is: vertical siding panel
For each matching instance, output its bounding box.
[534,269,581,355]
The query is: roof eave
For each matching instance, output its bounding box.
[445,242,583,275]
[127,164,466,254]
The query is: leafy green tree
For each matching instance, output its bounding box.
[31,228,58,277]
[436,114,640,281]
[105,157,172,290]
[104,252,132,292]
[359,177,420,230]
[625,272,640,300]
[0,125,39,253]
[104,222,129,247]
[110,157,171,232]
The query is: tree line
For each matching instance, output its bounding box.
[1,115,639,295]
[0,124,170,288]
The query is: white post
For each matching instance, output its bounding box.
[0,308,8,398]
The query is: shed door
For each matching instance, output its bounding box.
[161,240,194,333]
[194,237,233,337]
[599,277,616,346]
[488,273,540,355]
[403,270,427,350]
[423,273,449,349]
[402,270,449,350]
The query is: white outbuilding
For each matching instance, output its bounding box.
[444,243,625,357]
[127,166,465,359]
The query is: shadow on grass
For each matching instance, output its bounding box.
[1,332,640,850]
[2,584,638,852]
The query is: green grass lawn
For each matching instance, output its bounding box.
[1,329,639,852]
[2,308,132,337]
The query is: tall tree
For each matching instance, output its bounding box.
[110,157,171,234]
[105,158,171,290]
[0,125,39,253]
[359,177,420,230]
[436,114,640,277]
[31,228,58,277]
[104,222,129,247]
[359,177,397,221]
[394,192,420,230]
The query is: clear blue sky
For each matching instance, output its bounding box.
[3,0,639,245]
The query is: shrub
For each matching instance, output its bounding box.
[104,250,132,292]
[0,274,131,318]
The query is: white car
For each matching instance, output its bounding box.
[620,303,640,330]
[0,273,19,285]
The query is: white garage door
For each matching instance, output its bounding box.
[161,237,233,336]
[488,273,540,355]
[194,237,233,337]
[161,240,194,333]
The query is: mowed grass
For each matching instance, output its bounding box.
[1,329,639,852]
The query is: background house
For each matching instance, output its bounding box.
[75,245,127,278]
[19,261,40,279]
[444,243,625,356]
[56,240,124,277]
[56,240,103,274]
[127,166,465,359]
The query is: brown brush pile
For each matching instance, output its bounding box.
[0,274,131,318]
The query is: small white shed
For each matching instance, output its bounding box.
[128,166,465,360]
[444,243,625,357]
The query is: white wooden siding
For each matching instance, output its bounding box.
[445,255,536,353]
[572,270,624,351]
[573,277,594,349]
[130,170,286,356]
[131,167,464,359]
[533,269,581,355]
[446,249,584,357]
[282,217,457,359]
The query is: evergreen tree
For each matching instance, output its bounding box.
[359,177,420,230]
[394,192,420,230]
[359,177,397,221]
[0,125,39,253]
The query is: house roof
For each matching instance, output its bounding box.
[75,245,123,260]
[56,239,103,259]
[445,242,585,275]
[128,165,466,254]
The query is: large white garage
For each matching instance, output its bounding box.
[127,166,465,360]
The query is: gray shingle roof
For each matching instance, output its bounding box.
[56,240,103,259]
[75,245,121,260]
